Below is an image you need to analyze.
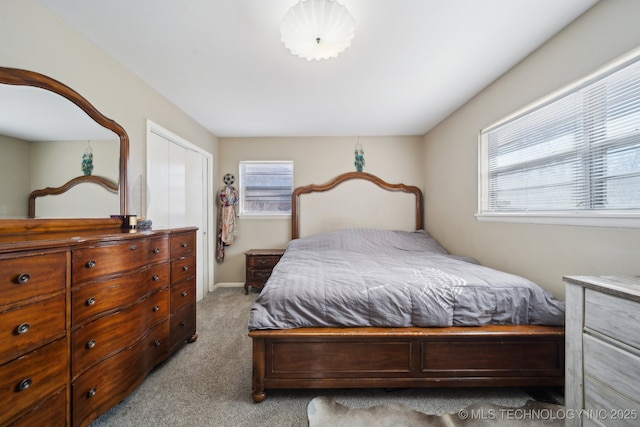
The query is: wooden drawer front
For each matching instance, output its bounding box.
[72,321,168,427]
[7,386,67,427]
[72,237,169,284]
[0,251,66,306]
[171,256,195,284]
[584,334,640,407]
[71,289,169,377]
[171,279,194,314]
[246,268,273,285]
[170,232,195,259]
[247,255,281,269]
[584,375,640,427]
[170,302,196,349]
[585,289,640,350]
[72,263,169,326]
[0,339,67,426]
[0,295,66,363]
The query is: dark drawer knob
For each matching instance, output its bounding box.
[153,248,160,254]
[86,260,96,268]
[86,297,97,306]
[257,259,269,265]
[17,378,32,392]
[153,305,160,312]
[181,291,188,297]
[154,340,161,347]
[182,265,189,271]
[180,320,187,327]
[87,388,97,398]
[17,323,31,335]
[153,274,160,281]
[130,244,137,250]
[87,339,97,349]
[181,242,188,248]
[17,273,31,284]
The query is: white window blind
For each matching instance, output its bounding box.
[479,52,640,225]
[239,161,293,216]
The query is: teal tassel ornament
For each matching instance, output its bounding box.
[354,142,365,172]
[82,146,94,176]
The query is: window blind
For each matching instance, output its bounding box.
[239,161,293,215]
[480,55,640,216]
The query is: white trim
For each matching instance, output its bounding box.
[213,282,244,289]
[476,212,640,228]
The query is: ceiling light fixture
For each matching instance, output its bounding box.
[280,0,355,61]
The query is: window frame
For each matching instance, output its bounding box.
[477,47,640,229]
[238,160,294,218]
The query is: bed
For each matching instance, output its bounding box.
[248,172,565,402]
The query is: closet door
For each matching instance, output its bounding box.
[147,128,209,301]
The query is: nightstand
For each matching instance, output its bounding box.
[244,249,285,294]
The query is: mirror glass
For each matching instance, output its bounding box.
[0,68,128,219]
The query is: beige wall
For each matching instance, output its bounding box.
[423,0,640,298]
[0,0,218,219]
[217,136,424,283]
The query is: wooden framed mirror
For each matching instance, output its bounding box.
[0,67,129,229]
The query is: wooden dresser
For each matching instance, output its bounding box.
[0,222,197,427]
[564,275,640,427]
[244,249,284,294]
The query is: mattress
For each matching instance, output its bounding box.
[248,228,565,330]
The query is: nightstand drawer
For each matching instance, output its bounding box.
[247,255,281,269]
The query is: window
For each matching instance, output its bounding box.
[239,161,294,216]
[478,49,640,227]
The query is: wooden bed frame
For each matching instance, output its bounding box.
[249,172,564,402]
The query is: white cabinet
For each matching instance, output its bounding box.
[564,275,640,427]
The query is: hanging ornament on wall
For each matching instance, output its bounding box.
[82,145,94,176]
[354,139,365,172]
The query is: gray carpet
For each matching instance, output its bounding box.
[91,287,561,426]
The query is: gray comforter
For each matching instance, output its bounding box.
[248,228,564,330]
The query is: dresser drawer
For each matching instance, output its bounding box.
[170,232,195,259]
[585,289,640,350]
[0,338,67,426]
[0,251,66,307]
[72,263,169,326]
[584,334,640,406]
[0,294,66,363]
[584,375,640,427]
[7,386,67,427]
[171,279,194,314]
[170,302,196,350]
[72,236,169,284]
[71,289,169,377]
[171,255,195,284]
[72,320,169,427]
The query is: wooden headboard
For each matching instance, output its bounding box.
[291,172,424,239]
[28,175,118,218]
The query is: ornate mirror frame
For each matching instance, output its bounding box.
[0,66,129,233]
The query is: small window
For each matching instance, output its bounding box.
[478,49,640,227]
[239,161,294,216]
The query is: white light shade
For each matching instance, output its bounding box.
[281,0,355,61]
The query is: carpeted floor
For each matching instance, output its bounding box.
[90,287,562,426]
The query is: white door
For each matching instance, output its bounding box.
[146,121,213,301]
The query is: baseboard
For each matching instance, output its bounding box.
[213,282,244,289]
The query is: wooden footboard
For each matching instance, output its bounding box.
[249,325,564,402]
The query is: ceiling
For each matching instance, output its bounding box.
[40,0,598,138]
